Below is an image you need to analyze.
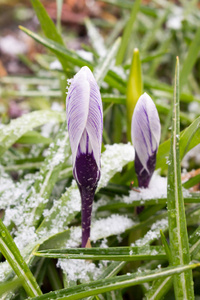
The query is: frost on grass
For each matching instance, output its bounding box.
[37,181,81,238]
[0,261,12,283]
[131,219,168,247]
[0,166,30,209]
[57,258,104,284]
[99,143,135,189]
[57,214,134,283]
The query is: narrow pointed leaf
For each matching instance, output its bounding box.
[94,38,121,86]
[34,245,166,261]
[31,0,64,45]
[180,27,200,88]
[116,0,141,65]
[156,116,200,171]
[0,220,42,297]
[167,57,194,299]
[30,263,200,300]
[0,110,65,157]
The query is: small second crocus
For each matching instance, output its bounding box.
[66,66,103,248]
[131,93,161,188]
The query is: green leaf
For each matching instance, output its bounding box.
[0,220,42,297]
[116,0,141,65]
[16,131,52,145]
[22,123,70,228]
[34,245,166,261]
[156,116,200,171]
[19,26,92,71]
[0,110,65,157]
[31,0,64,45]
[0,278,22,297]
[180,27,200,88]
[56,0,63,34]
[30,263,200,300]
[167,57,194,299]
[145,277,173,300]
[183,174,200,189]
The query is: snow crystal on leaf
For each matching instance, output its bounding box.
[91,214,134,242]
[14,226,37,251]
[99,143,135,189]
[0,261,12,283]
[132,219,168,247]
[57,258,103,283]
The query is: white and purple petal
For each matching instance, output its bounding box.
[66,66,103,171]
[131,93,161,173]
[66,66,103,247]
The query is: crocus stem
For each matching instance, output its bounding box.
[79,186,96,248]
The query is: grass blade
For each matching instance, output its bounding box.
[0,220,42,297]
[167,57,194,299]
[30,263,200,300]
[116,0,141,65]
[19,26,92,71]
[180,27,200,88]
[156,116,200,171]
[34,245,166,261]
[94,37,121,86]
[0,110,65,157]
[31,0,64,45]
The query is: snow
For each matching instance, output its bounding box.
[14,226,37,251]
[131,219,168,247]
[50,60,62,70]
[51,137,67,167]
[166,7,183,30]
[119,172,167,205]
[51,102,63,112]
[57,258,104,283]
[91,214,135,242]
[77,50,93,62]
[0,261,12,282]
[99,143,135,189]
[0,35,27,56]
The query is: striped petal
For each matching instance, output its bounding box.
[66,66,103,170]
[131,93,161,173]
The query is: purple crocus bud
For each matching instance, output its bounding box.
[131,93,161,188]
[66,66,103,248]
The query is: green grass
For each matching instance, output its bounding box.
[1,0,200,299]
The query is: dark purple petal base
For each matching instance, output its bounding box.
[135,151,157,188]
[74,152,100,248]
[134,151,156,214]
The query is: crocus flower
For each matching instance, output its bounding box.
[66,66,103,248]
[131,93,161,188]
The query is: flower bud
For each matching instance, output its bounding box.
[131,93,161,188]
[66,66,103,247]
